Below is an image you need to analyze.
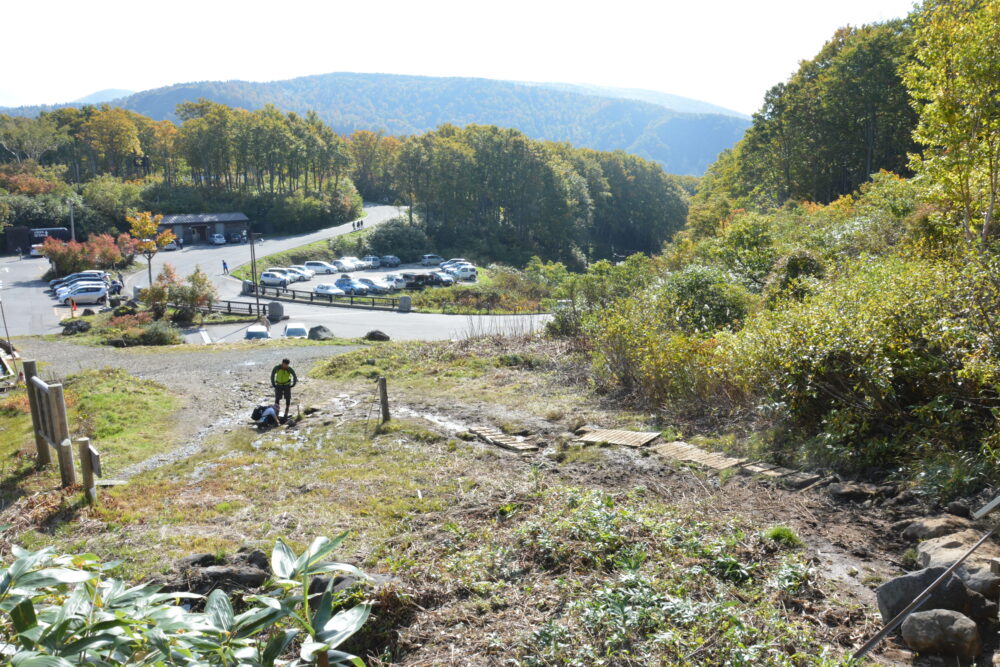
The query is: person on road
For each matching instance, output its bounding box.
[222,260,229,275]
[270,358,297,418]
[117,271,125,285]
[15,247,21,259]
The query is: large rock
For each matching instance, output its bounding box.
[828,482,879,502]
[902,516,973,542]
[231,547,270,572]
[364,329,390,341]
[308,325,335,341]
[176,553,220,570]
[901,609,982,658]
[61,319,91,335]
[189,565,268,593]
[916,530,1000,596]
[875,567,969,623]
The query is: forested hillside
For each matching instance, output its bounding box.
[1,73,749,176]
[0,98,686,265]
[542,1,1000,499]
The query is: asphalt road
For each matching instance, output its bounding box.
[0,204,548,341]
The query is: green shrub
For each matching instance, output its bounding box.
[364,216,432,262]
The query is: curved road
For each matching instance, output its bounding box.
[0,204,547,341]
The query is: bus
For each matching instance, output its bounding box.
[26,227,70,257]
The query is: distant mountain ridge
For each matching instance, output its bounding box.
[1,72,750,175]
[517,81,750,119]
[73,88,134,104]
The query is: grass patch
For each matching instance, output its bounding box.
[231,225,373,281]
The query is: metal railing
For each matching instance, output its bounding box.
[246,284,401,310]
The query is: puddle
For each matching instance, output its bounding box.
[395,406,473,433]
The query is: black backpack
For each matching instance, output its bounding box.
[251,405,266,420]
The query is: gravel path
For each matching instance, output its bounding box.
[14,338,360,477]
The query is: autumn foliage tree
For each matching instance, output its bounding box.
[126,211,174,286]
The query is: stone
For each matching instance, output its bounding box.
[308,325,335,341]
[875,567,969,623]
[946,502,972,519]
[190,565,268,592]
[363,329,390,341]
[902,516,973,542]
[231,548,270,572]
[176,553,220,570]
[828,482,879,502]
[901,609,982,658]
[81,308,96,316]
[308,574,363,595]
[965,588,998,623]
[61,319,92,335]
[917,530,1000,596]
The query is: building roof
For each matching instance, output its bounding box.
[159,213,249,225]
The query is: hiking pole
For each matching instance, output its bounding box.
[852,522,999,661]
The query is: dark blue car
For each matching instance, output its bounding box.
[334,276,368,295]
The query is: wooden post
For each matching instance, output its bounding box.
[48,384,76,487]
[378,376,390,423]
[23,360,51,466]
[78,438,97,505]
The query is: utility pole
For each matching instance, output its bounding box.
[68,199,75,242]
[247,221,260,316]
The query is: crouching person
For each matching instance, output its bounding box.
[254,403,281,429]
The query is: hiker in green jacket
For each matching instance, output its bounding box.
[270,358,297,418]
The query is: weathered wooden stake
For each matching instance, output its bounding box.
[78,437,97,505]
[49,384,76,487]
[23,360,51,466]
[378,376,390,423]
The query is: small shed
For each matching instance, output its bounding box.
[158,212,249,244]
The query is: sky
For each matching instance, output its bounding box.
[1,0,917,115]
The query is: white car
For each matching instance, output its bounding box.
[260,271,290,287]
[162,240,178,251]
[210,233,227,245]
[382,274,406,290]
[290,265,315,279]
[304,261,338,274]
[340,257,363,270]
[283,322,308,339]
[362,255,381,268]
[448,266,478,281]
[420,254,445,266]
[266,268,301,282]
[245,325,270,340]
[285,267,312,282]
[56,281,105,299]
[440,258,468,269]
[314,283,346,297]
[50,270,106,288]
[62,285,108,305]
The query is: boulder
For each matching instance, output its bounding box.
[231,547,270,572]
[189,565,268,593]
[308,325,335,341]
[917,530,1000,596]
[876,567,969,623]
[946,501,972,518]
[901,609,982,658]
[176,553,220,570]
[364,329,390,341]
[61,319,92,335]
[902,516,973,542]
[81,308,96,317]
[828,482,879,502]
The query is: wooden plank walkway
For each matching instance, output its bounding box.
[577,429,661,448]
[469,427,538,453]
[650,441,747,470]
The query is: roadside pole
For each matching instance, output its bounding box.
[248,221,261,316]
[0,281,18,381]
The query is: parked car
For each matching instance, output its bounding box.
[432,271,456,286]
[56,281,106,299]
[51,274,107,293]
[380,255,401,267]
[382,274,406,290]
[304,260,338,274]
[62,285,108,305]
[162,239,178,251]
[283,322,308,339]
[267,267,302,282]
[358,278,391,294]
[331,260,352,272]
[337,257,360,271]
[210,233,227,245]
[285,267,312,282]
[400,272,427,290]
[49,270,106,288]
[440,258,468,269]
[314,283,346,297]
[260,271,290,287]
[448,265,478,281]
[290,265,315,279]
[334,276,368,295]
[228,231,247,243]
[362,255,382,268]
[245,325,270,340]
[420,254,445,266]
